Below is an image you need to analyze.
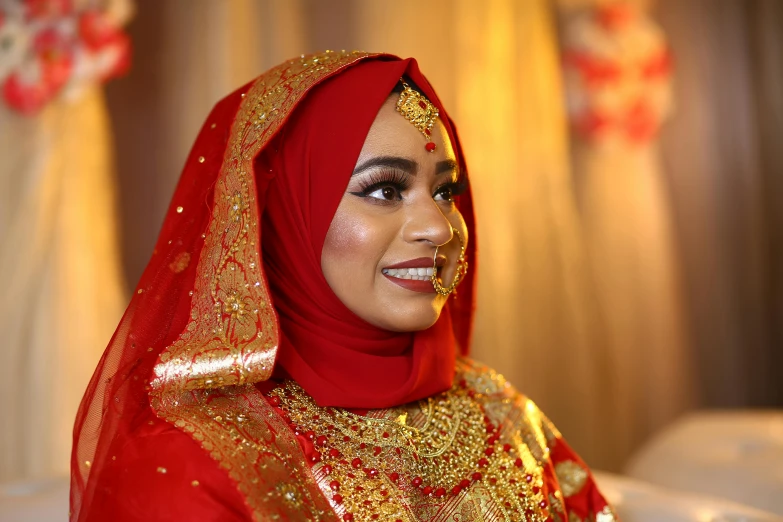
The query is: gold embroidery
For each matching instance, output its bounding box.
[169,252,191,273]
[271,361,551,522]
[554,460,589,498]
[150,50,376,393]
[149,50,380,522]
[154,384,337,521]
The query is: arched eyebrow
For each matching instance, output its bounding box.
[352,156,458,177]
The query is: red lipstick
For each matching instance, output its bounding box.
[382,256,446,294]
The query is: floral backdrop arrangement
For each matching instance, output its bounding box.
[561,0,673,147]
[0,0,132,114]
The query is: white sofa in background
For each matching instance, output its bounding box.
[0,477,68,522]
[626,410,783,515]
[594,471,783,522]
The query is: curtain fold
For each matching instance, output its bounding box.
[0,89,126,481]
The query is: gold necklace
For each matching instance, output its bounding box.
[268,380,551,521]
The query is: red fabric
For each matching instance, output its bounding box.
[260,59,468,408]
[70,84,250,521]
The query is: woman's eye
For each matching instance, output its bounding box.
[434,185,454,202]
[367,185,401,201]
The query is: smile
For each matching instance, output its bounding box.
[381,267,435,280]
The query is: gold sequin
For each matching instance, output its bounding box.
[169,252,191,274]
[136,289,143,294]
[157,467,167,474]
[198,156,205,163]
[554,460,588,497]
[191,480,200,487]
[176,206,184,213]
[210,123,216,129]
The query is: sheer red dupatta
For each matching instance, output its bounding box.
[70,51,477,521]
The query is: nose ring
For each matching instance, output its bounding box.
[431,228,468,296]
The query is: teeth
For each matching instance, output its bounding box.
[382,267,435,280]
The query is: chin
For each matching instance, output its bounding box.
[371,301,444,332]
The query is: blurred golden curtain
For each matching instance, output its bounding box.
[0,89,126,481]
[653,0,783,407]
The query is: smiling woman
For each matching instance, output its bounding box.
[70,51,616,522]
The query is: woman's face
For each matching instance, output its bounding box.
[321,95,468,332]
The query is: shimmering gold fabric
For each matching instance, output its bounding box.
[150,50,376,394]
[152,358,616,521]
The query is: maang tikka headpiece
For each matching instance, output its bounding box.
[396,80,439,152]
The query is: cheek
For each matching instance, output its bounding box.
[321,205,390,280]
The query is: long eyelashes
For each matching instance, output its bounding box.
[353,169,412,197]
[437,176,468,200]
[349,168,466,203]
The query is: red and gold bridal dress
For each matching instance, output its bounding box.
[70,51,616,522]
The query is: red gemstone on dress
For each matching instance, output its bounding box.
[478,458,489,467]
[329,449,341,458]
[425,142,436,152]
[418,101,427,109]
[330,480,340,491]
[316,435,328,446]
[268,396,281,407]
[423,486,433,496]
[382,432,390,438]
[310,452,321,463]
[305,430,315,440]
[525,474,533,483]
[390,472,399,482]
[322,464,333,475]
[539,500,547,508]
[343,513,354,521]
[435,487,447,498]
[412,476,423,487]
[373,446,382,456]
[367,468,379,478]
[532,485,541,494]
[514,458,523,467]
[472,472,482,481]
[425,129,431,136]
[451,485,462,496]
[333,494,343,504]
[351,458,362,468]
[484,448,494,457]
[459,479,470,489]
[503,444,512,452]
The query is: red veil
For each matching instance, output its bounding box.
[70,52,477,520]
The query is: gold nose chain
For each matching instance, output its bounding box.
[432,228,467,296]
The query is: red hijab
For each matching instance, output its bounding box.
[260,58,472,408]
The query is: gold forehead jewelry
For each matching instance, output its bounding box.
[432,228,468,296]
[396,80,439,153]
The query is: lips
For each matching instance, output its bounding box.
[381,256,446,294]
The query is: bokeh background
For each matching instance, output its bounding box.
[2,0,781,484]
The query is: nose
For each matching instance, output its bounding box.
[402,198,453,247]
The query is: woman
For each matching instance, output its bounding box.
[70,51,616,522]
